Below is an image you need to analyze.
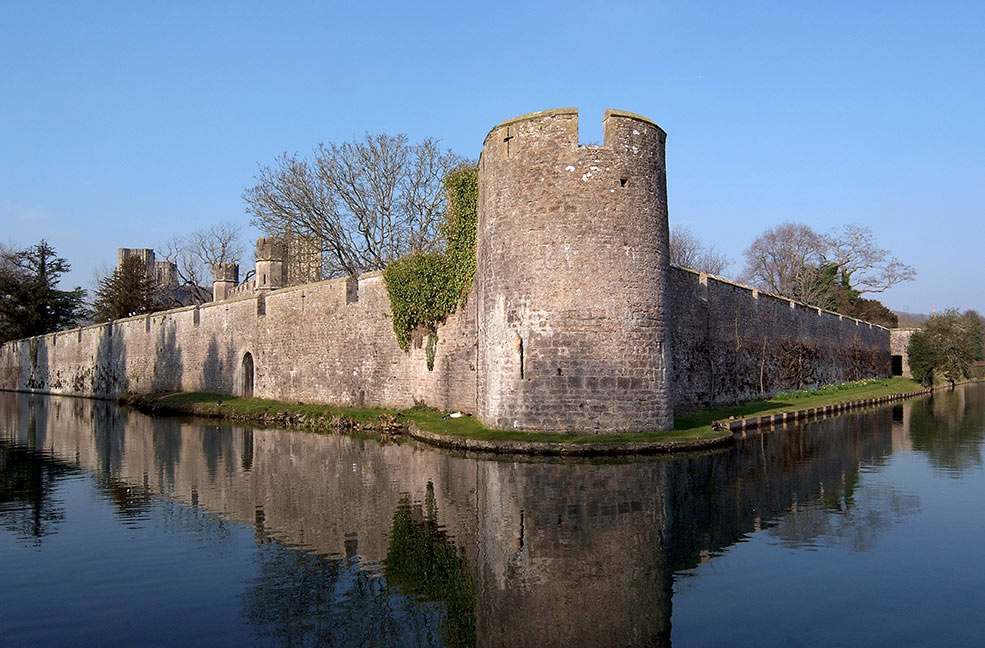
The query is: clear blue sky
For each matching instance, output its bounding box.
[2,1,982,315]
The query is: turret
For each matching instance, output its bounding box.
[255,237,287,292]
[212,262,239,302]
[477,108,672,432]
[117,248,155,280]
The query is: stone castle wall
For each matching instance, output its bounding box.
[668,267,891,412]
[0,107,893,432]
[0,272,477,413]
[890,328,919,379]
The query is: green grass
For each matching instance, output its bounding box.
[153,392,393,425]
[127,377,928,446]
[672,377,926,438]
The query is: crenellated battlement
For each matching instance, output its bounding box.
[481,108,665,164]
[256,237,287,261]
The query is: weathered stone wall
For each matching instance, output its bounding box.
[477,108,672,432]
[0,107,896,431]
[0,272,478,413]
[890,328,919,378]
[668,266,891,412]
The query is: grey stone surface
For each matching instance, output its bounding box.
[477,109,672,432]
[668,267,891,412]
[890,328,919,378]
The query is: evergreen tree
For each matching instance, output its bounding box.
[0,240,89,342]
[93,255,158,321]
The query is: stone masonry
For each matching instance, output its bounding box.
[0,108,892,433]
[478,109,672,432]
[890,328,920,379]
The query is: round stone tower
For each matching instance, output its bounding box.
[477,108,672,432]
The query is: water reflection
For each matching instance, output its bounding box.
[0,439,75,545]
[906,386,985,476]
[0,385,982,646]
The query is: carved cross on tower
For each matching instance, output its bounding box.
[503,127,514,158]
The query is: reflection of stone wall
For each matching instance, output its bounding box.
[0,393,673,645]
[663,409,897,570]
[0,389,959,647]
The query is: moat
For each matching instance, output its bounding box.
[1,385,983,647]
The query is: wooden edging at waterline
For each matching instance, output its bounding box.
[726,382,965,437]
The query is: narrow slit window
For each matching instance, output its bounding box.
[518,338,524,379]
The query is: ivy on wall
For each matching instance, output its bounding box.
[384,164,478,358]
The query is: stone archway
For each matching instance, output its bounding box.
[242,352,255,399]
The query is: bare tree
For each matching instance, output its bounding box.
[823,224,916,294]
[669,224,731,276]
[740,222,828,303]
[243,133,463,278]
[159,235,203,286]
[159,221,244,287]
[740,221,916,307]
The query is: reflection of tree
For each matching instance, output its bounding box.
[385,482,476,648]
[0,440,75,545]
[94,475,154,524]
[242,536,447,647]
[92,399,128,477]
[202,425,237,482]
[908,389,985,476]
[665,411,903,569]
[768,484,921,551]
[152,418,183,488]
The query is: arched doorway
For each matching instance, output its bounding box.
[242,352,255,398]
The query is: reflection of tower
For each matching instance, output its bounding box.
[477,108,672,432]
[471,461,672,647]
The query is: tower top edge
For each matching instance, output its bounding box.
[482,107,665,150]
[486,107,578,135]
[603,109,665,136]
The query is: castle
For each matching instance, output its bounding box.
[115,247,210,307]
[0,108,892,433]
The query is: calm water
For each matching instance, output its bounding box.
[1,386,983,647]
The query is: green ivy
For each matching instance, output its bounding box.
[385,490,476,648]
[384,164,478,355]
[441,163,478,307]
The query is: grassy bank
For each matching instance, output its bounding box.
[121,377,929,445]
[672,377,926,437]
